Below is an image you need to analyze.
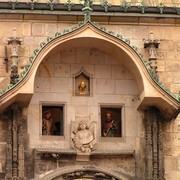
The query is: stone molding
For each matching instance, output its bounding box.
[34,148,134,159]
[0,1,179,15]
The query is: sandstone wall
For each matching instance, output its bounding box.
[0,18,179,95]
[0,15,179,179]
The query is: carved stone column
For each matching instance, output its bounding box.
[5,104,26,180]
[145,108,164,180]
[12,104,19,179]
[5,117,13,180]
[18,115,25,179]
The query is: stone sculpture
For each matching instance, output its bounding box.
[78,80,87,95]
[71,120,97,153]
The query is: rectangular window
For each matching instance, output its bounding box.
[42,105,64,136]
[101,106,122,137]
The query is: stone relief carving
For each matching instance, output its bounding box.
[7,28,22,84]
[63,171,116,180]
[71,118,97,153]
[145,108,164,180]
[5,104,25,180]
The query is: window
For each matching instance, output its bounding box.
[101,106,122,137]
[42,105,64,136]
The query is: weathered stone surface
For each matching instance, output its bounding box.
[0,45,5,58]
[112,65,126,79]
[164,27,180,40]
[132,26,149,40]
[89,48,105,65]
[119,26,132,38]
[0,77,10,89]
[0,22,23,38]
[170,84,180,94]
[159,40,175,51]
[38,63,54,77]
[34,77,51,92]
[173,72,180,83]
[54,64,71,78]
[22,23,31,37]
[95,65,111,79]
[45,23,58,36]
[149,26,165,39]
[50,78,69,93]
[60,49,76,64]
[96,79,115,94]
[115,80,139,95]
[166,61,180,71]
[158,72,173,83]
[32,23,44,36]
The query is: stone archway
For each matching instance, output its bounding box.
[0,22,179,118]
[39,165,130,180]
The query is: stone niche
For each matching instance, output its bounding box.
[72,67,93,96]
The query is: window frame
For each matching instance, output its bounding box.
[39,102,66,140]
[99,103,125,142]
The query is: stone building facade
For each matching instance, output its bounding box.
[0,0,179,179]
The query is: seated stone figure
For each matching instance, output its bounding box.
[71,120,97,153]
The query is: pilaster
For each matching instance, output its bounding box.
[145,108,164,180]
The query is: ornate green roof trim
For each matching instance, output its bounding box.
[0,1,179,15]
[0,18,179,103]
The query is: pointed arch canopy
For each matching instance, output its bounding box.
[0,21,179,119]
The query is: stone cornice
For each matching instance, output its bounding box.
[0,1,179,16]
[34,148,134,156]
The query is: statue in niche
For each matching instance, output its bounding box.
[79,80,87,95]
[71,120,97,153]
[73,67,92,96]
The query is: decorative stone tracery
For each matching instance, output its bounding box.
[5,104,25,180]
[145,107,164,180]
